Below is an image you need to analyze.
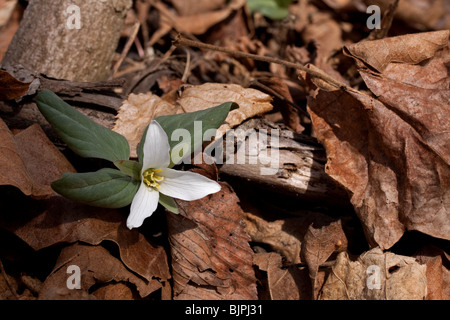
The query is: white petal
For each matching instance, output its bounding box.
[127,182,159,229]
[142,120,170,170]
[158,168,221,201]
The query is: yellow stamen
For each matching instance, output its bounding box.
[142,168,164,189]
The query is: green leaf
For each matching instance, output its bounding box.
[51,168,139,208]
[139,102,238,167]
[246,0,291,20]
[158,193,179,214]
[35,90,130,162]
[114,160,142,180]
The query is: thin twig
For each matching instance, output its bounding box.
[181,48,191,83]
[111,22,141,79]
[173,35,354,92]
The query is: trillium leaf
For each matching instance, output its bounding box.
[35,90,130,162]
[114,159,142,180]
[158,193,179,214]
[51,168,140,208]
[138,101,239,166]
[246,0,291,20]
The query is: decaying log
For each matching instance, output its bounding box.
[218,118,350,207]
[0,66,124,135]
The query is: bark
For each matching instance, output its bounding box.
[1,0,132,82]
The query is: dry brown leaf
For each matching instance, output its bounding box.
[92,282,136,300]
[344,30,449,72]
[414,245,450,300]
[113,83,273,158]
[253,252,311,300]
[1,195,170,295]
[307,35,450,249]
[302,11,343,59]
[244,211,307,264]
[359,51,450,165]
[154,0,244,36]
[301,218,348,299]
[366,0,450,30]
[39,243,159,300]
[0,0,21,61]
[244,209,347,265]
[0,117,34,195]
[167,170,257,300]
[170,0,225,16]
[177,83,273,137]
[113,92,180,158]
[322,0,450,30]
[14,123,76,198]
[308,86,449,249]
[320,247,427,300]
[0,69,30,100]
[0,120,75,198]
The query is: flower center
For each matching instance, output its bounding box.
[142,168,164,189]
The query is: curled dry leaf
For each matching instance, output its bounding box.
[244,210,347,266]
[0,69,31,100]
[1,195,170,297]
[39,243,158,300]
[319,247,427,300]
[244,211,307,265]
[253,252,311,300]
[343,30,449,72]
[167,173,257,300]
[113,83,273,158]
[308,31,450,249]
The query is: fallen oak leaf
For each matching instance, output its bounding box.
[0,195,170,296]
[308,86,450,249]
[343,30,449,72]
[319,247,427,300]
[0,117,34,196]
[13,123,76,198]
[308,34,450,249]
[167,168,257,300]
[253,252,311,300]
[0,119,71,199]
[39,243,160,300]
[301,218,348,299]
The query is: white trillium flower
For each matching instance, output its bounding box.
[127,120,221,229]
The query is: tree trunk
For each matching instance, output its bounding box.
[1,0,132,82]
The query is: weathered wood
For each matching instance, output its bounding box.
[1,0,132,81]
[218,118,350,207]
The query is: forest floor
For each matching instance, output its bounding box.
[0,0,449,301]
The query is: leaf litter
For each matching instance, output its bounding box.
[0,0,449,300]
